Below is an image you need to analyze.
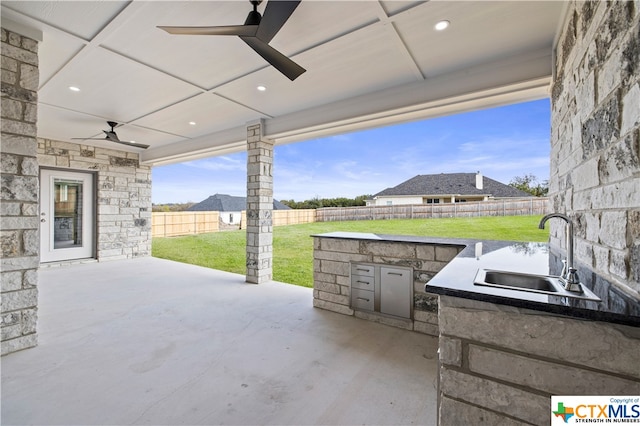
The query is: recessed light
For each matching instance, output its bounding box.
[68,86,80,92]
[257,85,266,92]
[189,121,196,125]
[434,20,450,31]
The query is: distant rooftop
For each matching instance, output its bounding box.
[374,173,531,198]
[188,194,291,212]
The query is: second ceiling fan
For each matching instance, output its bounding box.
[158,0,305,81]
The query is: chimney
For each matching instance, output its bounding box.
[476,171,483,190]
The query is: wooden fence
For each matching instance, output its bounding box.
[152,211,220,237]
[240,209,316,229]
[152,199,547,237]
[316,198,548,222]
[153,209,316,237]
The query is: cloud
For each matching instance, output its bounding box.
[183,155,246,172]
[329,134,352,142]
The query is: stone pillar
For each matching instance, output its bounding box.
[245,120,273,284]
[1,27,40,355]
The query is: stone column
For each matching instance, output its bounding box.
[1,27,40,355]
[245,120,273,284]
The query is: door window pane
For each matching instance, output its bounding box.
[53,179,83,249]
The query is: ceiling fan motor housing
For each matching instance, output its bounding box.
[244,10,261,26]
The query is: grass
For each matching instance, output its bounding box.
[152,215,549,288]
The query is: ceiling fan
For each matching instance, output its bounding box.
[72,121,150,149]
[158,0,306,81]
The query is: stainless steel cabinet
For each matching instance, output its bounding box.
[350,263,412,319]
[380,266,412,318]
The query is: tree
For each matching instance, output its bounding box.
[151,202,196,212]
[281,195,372,209]
[509,174,549,197]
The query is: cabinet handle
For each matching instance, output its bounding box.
[356,268,370,272]
[356,297,370,302]
[356,280,370,285]
[387,272,404,276]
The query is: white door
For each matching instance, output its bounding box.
[40,169,95,262]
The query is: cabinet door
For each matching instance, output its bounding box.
[380,267,411,318]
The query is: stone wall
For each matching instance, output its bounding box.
[438,295,640,426]
[551,1,640,297]
[37,139,152,261]
[1,28,40,355]
[313,236,461,334]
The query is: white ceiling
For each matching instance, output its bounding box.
[1,1,566,165]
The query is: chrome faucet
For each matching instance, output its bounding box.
[538,213,582,293]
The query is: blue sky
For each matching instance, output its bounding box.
[152,98,550,204]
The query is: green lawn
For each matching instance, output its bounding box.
[152,215,548,287]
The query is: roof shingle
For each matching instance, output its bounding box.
[188,194,291,211]
[374,173,531,198]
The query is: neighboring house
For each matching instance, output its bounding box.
[188,194,290,225]
[367,172,531,206]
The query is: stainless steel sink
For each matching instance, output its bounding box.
[483,270,558,292]
[474,269,601,301]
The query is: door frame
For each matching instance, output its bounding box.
[39,167,97,263]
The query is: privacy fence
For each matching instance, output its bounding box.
[152,197,547,237]
[152,211,220,237]
[239,208,317,228]
[317,197,548,222]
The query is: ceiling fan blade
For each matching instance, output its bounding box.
[113,140,150,149]
[71,138,149,149]
[256,0,301,43]
[240,36,305,81]
[158,25,258,37]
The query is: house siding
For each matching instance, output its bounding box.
[37,139,152,262]
[374,196,423,206]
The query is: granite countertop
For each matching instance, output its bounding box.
[312,232,640,327]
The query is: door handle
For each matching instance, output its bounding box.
[41,219,46,222]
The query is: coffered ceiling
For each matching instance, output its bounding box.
[1,1,566,165]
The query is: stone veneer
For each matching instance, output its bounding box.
[245,121,274,284]
[438,296,640,426]
[312,236,462,334]
[551,1,640,296]
[436,2,640,422]
[37,138,152,262]
[1,28,40,355]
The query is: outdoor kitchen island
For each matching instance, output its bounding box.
[312,232,640,426]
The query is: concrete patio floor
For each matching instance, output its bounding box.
[1,257,438,425]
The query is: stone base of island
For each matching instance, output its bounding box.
[312,232,464,335]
